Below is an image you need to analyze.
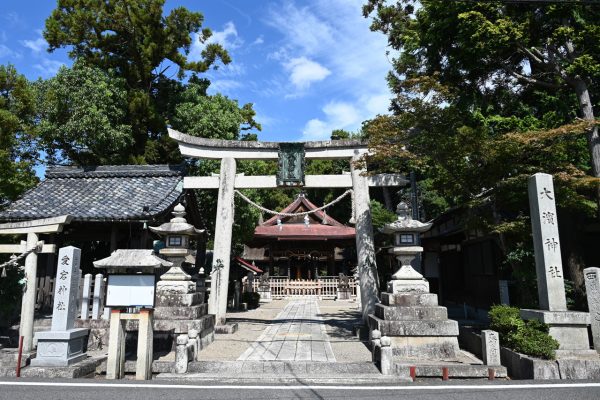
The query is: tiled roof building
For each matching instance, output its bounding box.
[0,165,186,222]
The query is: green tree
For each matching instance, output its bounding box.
[363,0,600,188]
[171,77,261,140]
[0,64,37,205]
[36,63,134,165]
[362,1,599,297]
[44,0,231,163]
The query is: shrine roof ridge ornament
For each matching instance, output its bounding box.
[168,128,369,160]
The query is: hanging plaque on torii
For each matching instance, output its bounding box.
[277,143,305,187]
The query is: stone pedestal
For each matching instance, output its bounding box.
[520,309,592,355]
[153,244,215,349]
[258,287,272,303]
[337,288,351,301]
[369,266,459,360]
[31,329,89,367]
[154,284,215,351]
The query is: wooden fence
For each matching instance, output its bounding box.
[35,272,108,319]
[250,276,357,299]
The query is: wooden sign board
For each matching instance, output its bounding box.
[106,275,155,308]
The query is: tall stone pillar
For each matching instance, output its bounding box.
[208,157,236,325]
[350,152,380,322]
[521,173,591,354]
[528,173,567,311]
[19,232,39,353]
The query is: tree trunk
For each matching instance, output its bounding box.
[572,78,600,210]
[573,78,600,177]
[382,187,394,211]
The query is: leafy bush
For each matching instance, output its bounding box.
[489,305,559,360]
[241,292,260,309]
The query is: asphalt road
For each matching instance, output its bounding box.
[1,379,600,400]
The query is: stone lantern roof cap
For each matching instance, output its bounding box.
[93,249,172,269]
[149,203,204,236]
[380,201,433,234]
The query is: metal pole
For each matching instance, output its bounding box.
[16,336,24,377]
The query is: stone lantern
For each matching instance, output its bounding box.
[146,203,215,358]
[380,202,432,293]
[149,203,204,293]
[371,201,462,362]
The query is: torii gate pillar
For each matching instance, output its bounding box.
[208,157,237,325]
[351,152,380,322]
[0,215,72,353]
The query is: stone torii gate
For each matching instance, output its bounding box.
[0,215,72,353]
[168,128,407,325]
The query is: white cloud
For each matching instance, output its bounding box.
[189,21,243,62]
[207,79,243,94]
[21,37,46,54]
[284,57,330,91]
[211,21,243,50]
[265,0,393,138]
[252,36,264,45]
[34,59,64,78]
[301,101,361,141]
[3,12,23,27]
[0,44,21,59]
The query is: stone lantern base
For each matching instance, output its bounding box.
[369,265,460,360]
[369,291,460,360]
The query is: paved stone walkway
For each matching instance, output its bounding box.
[237,299,336,362]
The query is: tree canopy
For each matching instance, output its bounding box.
[363,0,600,303]
[0,65,37,206]
[43,0,232,163]
[36,63,133,165]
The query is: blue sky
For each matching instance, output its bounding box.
[1,0,393,143]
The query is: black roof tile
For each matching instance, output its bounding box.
[0,164,185,222]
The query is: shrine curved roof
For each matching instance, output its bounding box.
[0,164,185,222]
[253,195,355,241]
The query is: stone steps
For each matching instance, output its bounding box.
[186,360,381,375]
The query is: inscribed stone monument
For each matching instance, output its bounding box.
[31,246,89,367]
[481,330,501,366]
[527,173,567,311]
[584,267,600,353]
[521,173,592,354]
